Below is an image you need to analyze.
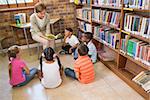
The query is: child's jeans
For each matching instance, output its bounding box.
[64,68,78,80]
[16,68,38,87]
[62,44,77,59]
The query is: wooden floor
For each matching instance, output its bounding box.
[0,48,144,100]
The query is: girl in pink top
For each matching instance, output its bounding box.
[8,46,38,87]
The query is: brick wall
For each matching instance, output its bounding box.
[0,0,77,48]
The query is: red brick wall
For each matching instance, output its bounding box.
[0,0,77,48]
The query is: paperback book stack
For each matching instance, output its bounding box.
[132,70,150,93]
[92,9,121,28]
[124,13,150,39]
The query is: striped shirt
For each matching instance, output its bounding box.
[74,56,95,84]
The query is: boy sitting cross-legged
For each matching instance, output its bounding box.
[60,28,79,58]
[64,43,95,84]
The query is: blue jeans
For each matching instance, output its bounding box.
[64,68,78,80]
[74,49,78,60]
[16,68,38,87]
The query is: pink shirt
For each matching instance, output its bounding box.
[9,58,26,86]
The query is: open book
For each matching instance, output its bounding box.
[41,33,63,40]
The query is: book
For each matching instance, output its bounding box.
[132,70,150,92]
[14,13,26,26]
[41,33,63,40]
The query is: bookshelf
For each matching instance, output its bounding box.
[75,0,150,99]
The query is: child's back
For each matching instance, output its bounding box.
[74,55,95,84]
[65,44,95,84]
[39,47,62,88]
[10,58,26,86]
[41,60,62,88]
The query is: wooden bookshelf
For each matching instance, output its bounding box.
[92,4,121,10]
[119,52,150,70]
[75,0,150,99]
[121,30,150,43]
[76,17,91,24]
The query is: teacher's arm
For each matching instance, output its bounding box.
[45,13,51,34]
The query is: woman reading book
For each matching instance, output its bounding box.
[30,3,54,49]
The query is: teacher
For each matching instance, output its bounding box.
[30,3,54,49]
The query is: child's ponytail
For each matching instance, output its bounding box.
[38,56,43,80]
[55,55,62,69]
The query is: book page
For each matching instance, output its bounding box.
[0,0,7,4]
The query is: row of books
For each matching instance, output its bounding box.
[124,13,150,39]
[74,0,90,5]
[76,8,91,22]
[94,25,119,49]
[120,36,150,66]
[124,0,150,10]
[78,20,92,32]
[132,70,150,93]
[93,0,122,7]
[92,9,121,28]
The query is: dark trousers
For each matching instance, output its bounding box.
[62,44,72,54]
[64,68,78,80]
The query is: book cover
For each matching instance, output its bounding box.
[143,18,150,38]
[133,16,140,34]
[127,39,134,57]
[124,0,129,7]
[140,17,147,37]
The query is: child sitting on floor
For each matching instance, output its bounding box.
[64,44,95,84]
[74,32,97,63]
[39,47,63,88]
[60,28,79,57]
[8,45,38,87]
[81,32,97,63]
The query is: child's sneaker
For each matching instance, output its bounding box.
[59,50,65,55]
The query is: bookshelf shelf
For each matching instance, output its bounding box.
[76,17,91,24]
[0,6,34,12]
[92,5,121,10]
[94,37,118,53]
[75,0,150,99]
[92,20,120,31]
[121,30,150,43]
[119,52,150,70]
[117,68,149,99]
[123,8,150,13]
